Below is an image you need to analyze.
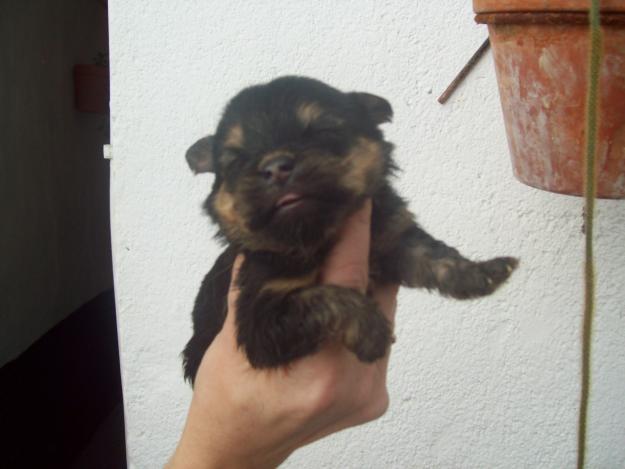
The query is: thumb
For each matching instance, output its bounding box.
[320,199,371,293]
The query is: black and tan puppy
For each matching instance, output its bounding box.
[182,76,517,384]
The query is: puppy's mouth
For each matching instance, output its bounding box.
[275,192,307,214]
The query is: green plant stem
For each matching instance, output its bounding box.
[578,1,601,468]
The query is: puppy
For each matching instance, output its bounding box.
[182,76,517,384]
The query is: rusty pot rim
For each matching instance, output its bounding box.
[473,0,625,14]
[475,11,625,25]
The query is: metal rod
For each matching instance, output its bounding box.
[438,38,490,105]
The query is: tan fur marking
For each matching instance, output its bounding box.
[224,124,244,149]
[213,184,301,253]
[214,186,238,224]
[214,185,260,247]
[261,269,318,295]
[296,102,323,126]
[432,259,457,282]
[343,321,360,348]
[341,138,384,194]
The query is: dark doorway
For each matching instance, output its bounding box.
[0,0,126,467]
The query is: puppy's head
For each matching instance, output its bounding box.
[186,76,394,253]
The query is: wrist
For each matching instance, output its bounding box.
[168,437,287,469]
[166,433,223,469]
[168,417,245,469]
[168,400,291,469]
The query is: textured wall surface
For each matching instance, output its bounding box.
[1,0,112,366]
[108,1,625,467]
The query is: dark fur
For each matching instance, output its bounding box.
[182,76,518,384]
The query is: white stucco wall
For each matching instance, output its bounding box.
[109,1,625,467]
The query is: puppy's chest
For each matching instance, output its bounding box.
[240,211,402,297]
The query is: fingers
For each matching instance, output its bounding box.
[223,254,244,335]
[321,200,372,293]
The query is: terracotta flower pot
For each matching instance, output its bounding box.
[474,0,625,198]
[73,64,109,114]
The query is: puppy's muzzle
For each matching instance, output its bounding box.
[260,155,295,187]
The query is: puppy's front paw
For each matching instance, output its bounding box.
[480,257,518,287]
[446,256,518,299]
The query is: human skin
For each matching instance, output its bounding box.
[167,200,399,469]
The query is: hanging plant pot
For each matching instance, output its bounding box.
[73,64,109,114]
[473,0,625,198]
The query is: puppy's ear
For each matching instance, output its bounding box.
[186,136,215,173]
[350,92,393,125]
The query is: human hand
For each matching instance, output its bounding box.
[168,200,399,469]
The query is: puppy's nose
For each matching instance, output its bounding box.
[260,155,295,185]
